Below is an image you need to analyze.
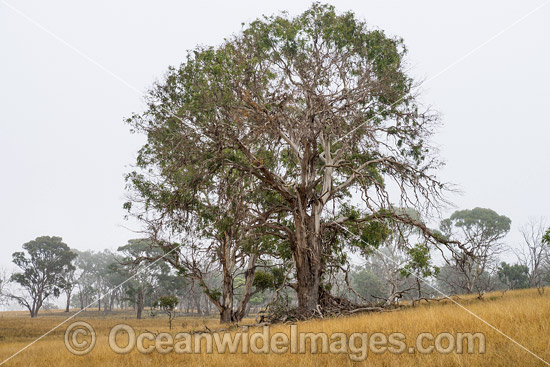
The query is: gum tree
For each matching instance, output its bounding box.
[126,4,450,313]
[9,236,76,317]
[440,208,511,294]
[117,239,165,319]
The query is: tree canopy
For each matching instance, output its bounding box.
[125,3,451,313]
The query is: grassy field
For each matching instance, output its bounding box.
[0,288,549,366]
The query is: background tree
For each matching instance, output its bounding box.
[71,249,130,313]
[90,250,119,313]
[515,218,549,288]
[8,236,76,317]
[117,239,163,319]
[62,258,77,312]
[400,243,440,299]
[349,267,385,303]
[72,250,100,311]
[497,262,529,290]
[0,267,9,305]
[355,208,438,304]
[440,208,511,294]
[153,295,179,329]
[126,3,452,313]
[152,263,188,315]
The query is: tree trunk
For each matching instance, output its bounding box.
[31,297,43,318]
[220,306,233,323]
[204,295,210,315]
[293,208,323,311]
[466,273,474,294]
[218,232,234,323]
[194,294,202,315]
[295,252,322,310]
[65,290,71,312]
[30,303,40,318]
[79,291,84,310]
[136,289,144,319]
[234,252,258,321]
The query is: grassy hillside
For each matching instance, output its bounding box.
[0,288,549,366]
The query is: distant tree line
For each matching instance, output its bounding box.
[1,210,548,319]
[0,237,279,318]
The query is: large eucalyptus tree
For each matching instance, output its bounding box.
[126,3,450,312]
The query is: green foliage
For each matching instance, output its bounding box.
[117,238,162,260]
[253,270,274,291]
[543,228,550,246]
[357,220,392,250]
[340,206,391,252]
[153,294,179,329]
[253,267,286,291]
[442,207,511,240]
[497,262,529,290]
[400,243,439,278]
[156,294,179,310]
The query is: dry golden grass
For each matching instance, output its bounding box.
[1,288,549,366]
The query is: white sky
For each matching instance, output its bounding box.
[1,0,549,270]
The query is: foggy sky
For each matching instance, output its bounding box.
[1,0,549,270]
